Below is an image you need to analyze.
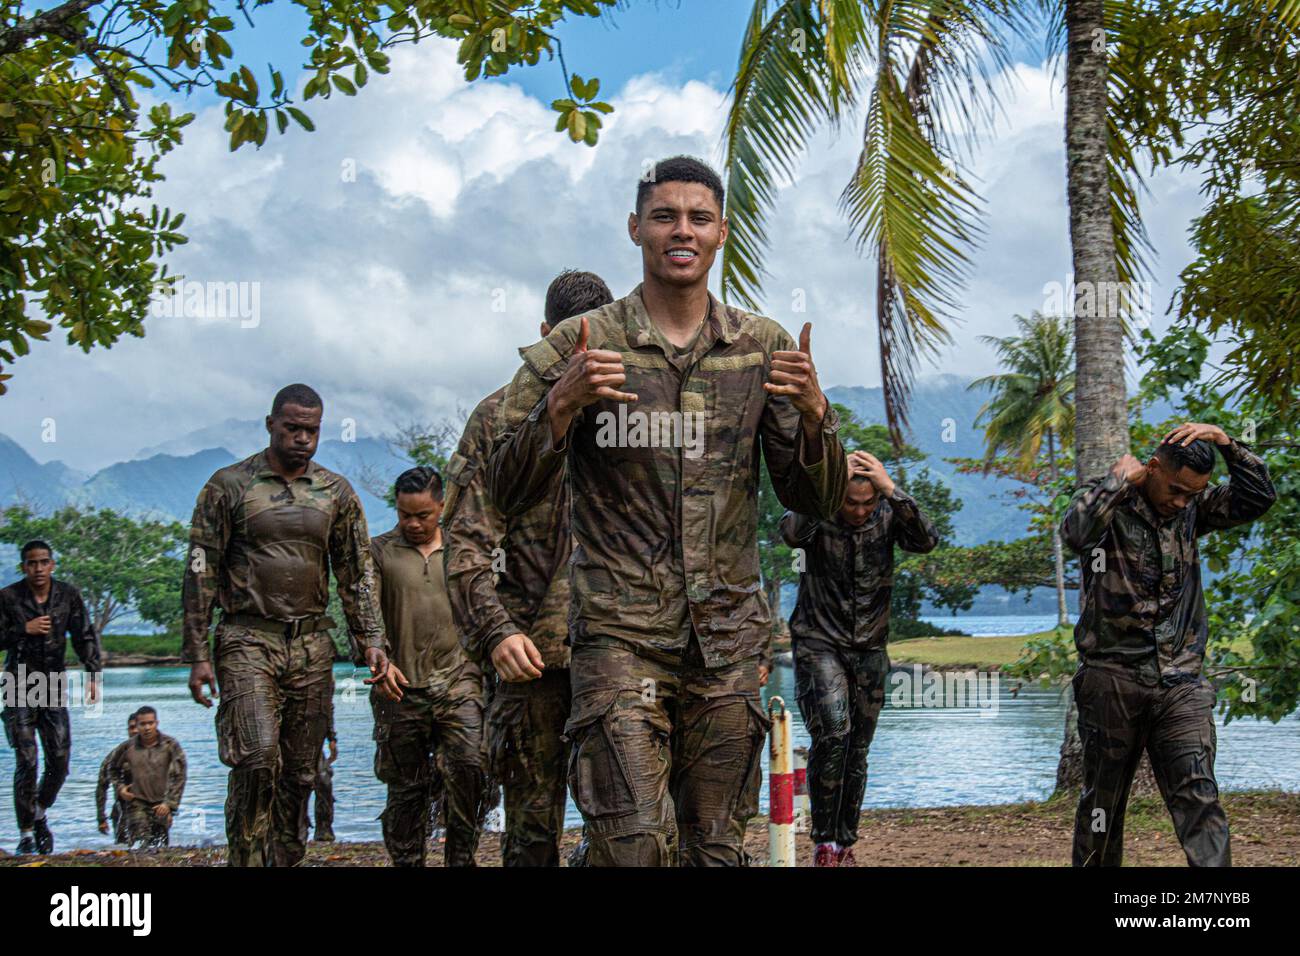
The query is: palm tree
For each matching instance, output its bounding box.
[717,0,1148,794]
[969,311,1075,627]
[719,0,1222,462]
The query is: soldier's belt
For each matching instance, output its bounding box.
[221,612,335,640]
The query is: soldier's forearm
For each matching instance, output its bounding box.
[1222,438,1277,514]
[489,414,566,517]
[180,624,212,663]
[448,569,518,664]
[1060,474,1131,553]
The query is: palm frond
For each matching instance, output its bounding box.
[721,1,869,311]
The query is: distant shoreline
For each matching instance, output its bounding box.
[94,629,1065,671]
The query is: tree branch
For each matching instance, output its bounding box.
[0,0,104,57]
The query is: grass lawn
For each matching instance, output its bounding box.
[888,630,1057,669]
[887,627,1256,671]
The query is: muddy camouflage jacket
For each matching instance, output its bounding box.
[1060,438,1276,685]
[0,578,100,676]
[781,489,940,649]
[443,386,572,670]
[111,733,187,810]
[487,284,848,668]
[181,450,385,663]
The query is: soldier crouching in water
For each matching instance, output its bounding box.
[1061,423,1275,866]
[442,269,614,867]
[182,383,390,866]
[369,466,486,866]
[781,450,939,866]
[111,705,188,849]
[96,710,138,843]
[488,156,847,866]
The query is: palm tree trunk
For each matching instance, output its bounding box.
[1047,429,1069,629]
[1058,0,1147,795]
[1066,0,1129,483]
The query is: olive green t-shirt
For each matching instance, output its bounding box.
[369,528,465,687]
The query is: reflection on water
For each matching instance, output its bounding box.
[1,660,1297,852]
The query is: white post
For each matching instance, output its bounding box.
[768,696,796,867]
[793,746,810,831]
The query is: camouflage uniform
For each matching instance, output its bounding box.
[182,450,384,867]
[444,386,574,867]
[781,492,939,847]
[370,528,485,867]
[96,738,133,843]
[1060,438,1276,867]
[111,732,187,849]
[488,285,848,866]
[0,578,100,832]
[300,709,336,842]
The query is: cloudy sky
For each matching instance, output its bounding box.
[6,1,1209,471]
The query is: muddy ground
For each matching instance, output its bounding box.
[4,790,1297,867]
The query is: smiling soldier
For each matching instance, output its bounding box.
[488,156,848,866]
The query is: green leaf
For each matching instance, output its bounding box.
[286,107,315,132]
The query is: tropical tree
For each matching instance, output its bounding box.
[969,310,1074,625]
[0,504,187,636]
[0,0,619,389]
[718,0,1296,791]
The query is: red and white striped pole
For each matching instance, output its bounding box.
[793,746,810,831]
[768,696,796,867]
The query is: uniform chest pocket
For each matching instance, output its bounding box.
[687,353,766,471]
[245,498,333,548]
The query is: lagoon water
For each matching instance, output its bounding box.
[3,617,1298,853]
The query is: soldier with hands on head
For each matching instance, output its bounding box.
[781,449,939,866]
[1060,422,1276,867]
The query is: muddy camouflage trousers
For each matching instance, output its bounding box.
[793,638,888,847]
[489,666,571,867]
[371,674,485,867]
[566,639,769,867]
[123,800,172,849]
[1072,666,1230,867]
[299,748,334,842]
[213,624,335,867]
[2,705,71,831]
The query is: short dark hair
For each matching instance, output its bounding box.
[1156,438,1216,475]
[545,270,614,326]
[127,713,138,727]
[135,705,157,719]
[271,384,323,416]
[635,155,725,218]
[20,540,52,561]
[394,466,443,501]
